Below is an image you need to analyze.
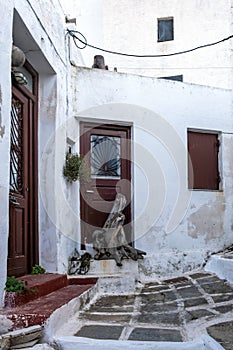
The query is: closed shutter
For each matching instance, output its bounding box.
[188,131,220,190]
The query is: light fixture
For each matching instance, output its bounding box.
[65,16,76,25]
[12,70,28,85]
[11,44,27,85]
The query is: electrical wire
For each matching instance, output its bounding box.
[112,66,233,70]
[67,29,233,58]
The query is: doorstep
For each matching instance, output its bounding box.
[1,273,97,331]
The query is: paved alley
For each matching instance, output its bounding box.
[74,272,233,349]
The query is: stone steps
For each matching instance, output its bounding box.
[4,273,68,307]
[3,284,94,330]
[1,273,97,331]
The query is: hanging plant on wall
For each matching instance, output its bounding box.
[63,152,89,183]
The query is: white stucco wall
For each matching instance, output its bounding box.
[56,0,233,88]
[59,0,103,67]
[101,0,233,89]
[68,67,233,278]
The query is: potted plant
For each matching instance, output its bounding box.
[5,276,29,296]
[31,264,46,275]
[4,276,38,308]
[63,152,89,183]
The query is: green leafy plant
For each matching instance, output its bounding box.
[5,276,29,295]
[63,152,89,183]
[31,264,46,275]
[5,276,39,296]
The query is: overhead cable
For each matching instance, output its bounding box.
[66,29,233,58]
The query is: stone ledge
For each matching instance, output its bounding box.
[84,259,139,277]
[0,325,42,349]
[55,334,225,350]
[205,255,233,284]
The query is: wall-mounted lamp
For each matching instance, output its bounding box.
[12,45,25,67]
[11,44,27,85]
[11,70,28,85]
[65,16,76,25]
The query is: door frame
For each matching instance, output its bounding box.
[79,121,132,249]
[8,61,38,275]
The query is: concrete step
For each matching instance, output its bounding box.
[4,273,68,307]
[4,273,98,308]
[83,258,139,277]
[2,284,95,330]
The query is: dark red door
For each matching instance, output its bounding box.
[80,123,132,249]
[8,69,38,276]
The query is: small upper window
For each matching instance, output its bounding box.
[158,18,174,42]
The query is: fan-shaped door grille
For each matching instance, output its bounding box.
[90,135,121,178]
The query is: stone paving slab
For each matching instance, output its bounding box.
[183,297,208,307]
[92,295,135,307]
[141,301,178,312]
[189,273,209,279]
[128,328,183,342]
[207,321,233,350]
[141,290,177,303]
[137,312,181,325]
[195,276,221,284]
[173,282,193,288]
[176,286,202,298]
[185,309,215,321]
[88,305,134,312]
[74,271,233,346]
[141,285,170,293]
[201,282,233,295]
[212,293,233,303]
[214,304,233,314]
[163,277,190,284]
[79,312,132,323]
[75,325,123,339]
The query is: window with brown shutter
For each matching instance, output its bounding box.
[188,131,220,190]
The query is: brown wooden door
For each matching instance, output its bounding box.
[80,123,132,249]
[8,69,38,276]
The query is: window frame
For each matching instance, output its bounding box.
[157,17,174,42]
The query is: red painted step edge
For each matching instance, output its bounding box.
[4,274,68,308]
[4,274,97,308]
[5,284,94,330]
[68,277,98,285]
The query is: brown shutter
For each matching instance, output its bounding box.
[188,131,219,190]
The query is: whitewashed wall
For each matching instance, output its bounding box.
[70,67,233,278]
[102,0,233,89]
[56,0,233,88]
[59,0,103,68]
[60,0,232,89]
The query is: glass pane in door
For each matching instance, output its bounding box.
[90,135,121,178]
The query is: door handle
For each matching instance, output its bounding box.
[9,195,20,206]
[86,190,94,193]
